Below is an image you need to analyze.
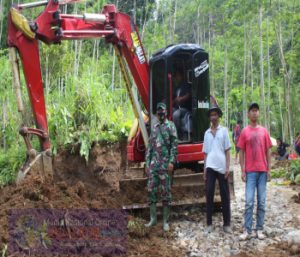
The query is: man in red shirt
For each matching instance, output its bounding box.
[237,103,272,240]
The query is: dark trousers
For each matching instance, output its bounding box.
[206,168,231,226]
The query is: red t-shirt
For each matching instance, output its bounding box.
[237,125,272,172]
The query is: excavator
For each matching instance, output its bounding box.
[7,0,233,209]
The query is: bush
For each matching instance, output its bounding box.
[287,159,300,182]
[271,168,287,179]
[295,174,300,185]
[0,145,26,187]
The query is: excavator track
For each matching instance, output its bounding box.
[119,166,234,210]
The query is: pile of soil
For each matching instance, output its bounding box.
[0,142,184,256]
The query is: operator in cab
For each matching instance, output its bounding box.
[172,68,192,141]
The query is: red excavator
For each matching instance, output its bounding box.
[7,0,232,208]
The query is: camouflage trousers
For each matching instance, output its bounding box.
[147,169,171,205]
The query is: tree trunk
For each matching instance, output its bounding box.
[210,46,215,95]
[58,77,61,99]
[208,12,212,50]
[74,40,83,78]
[2,99,7,150]
[266,16,271,132]
[74,40,77,77]
[60,77,64,98]
[111,46,116,90]
[173,0,177,42]
[202,15,205,45]
[96,39,100,60]
[133,0,136,24]
[197,4,201,45]
[278,85,284,140]
[45,54,49,95]
[210,23,215,95]
[73,3,79,78]
[242,22,247,127]
[141,0,149,41]
[250,48,254,97]
[275,22,293,143]
[92,40,98,61]
[64,2,68,14]
[0,0,3,46]
[224,46,228,128]
[259,6,266,127]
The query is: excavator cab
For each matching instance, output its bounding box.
[126,44,211,168]
[149,44,210,143]
[121,45,218,209]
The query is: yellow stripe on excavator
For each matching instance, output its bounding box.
[10,8,36,39]
[114,45,149,146]
[128,112,149,142]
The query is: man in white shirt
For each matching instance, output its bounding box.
[203,106,231,234]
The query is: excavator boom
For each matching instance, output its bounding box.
[7,1,151,183]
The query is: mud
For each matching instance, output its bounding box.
[0,142,184,257]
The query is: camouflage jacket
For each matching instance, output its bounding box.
[145,119,178,171]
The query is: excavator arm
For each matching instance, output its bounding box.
[7,0,150,181]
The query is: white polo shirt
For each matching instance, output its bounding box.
[203,125,231,174]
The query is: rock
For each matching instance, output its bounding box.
[231,249,240,255]
[57,181,68,190]
[288,239,294,248]
[284,230,300,246]
[231,240,240,250]
[179,239,188,248]
[273,228,284,236]
[189,239,197,248]
[290,244,300,255]
[75,181,86,198]
[274,236,281,242]
[177,232,184,238]
[189,250,203,257]
[264,226,275,237]
[224,244,231,253]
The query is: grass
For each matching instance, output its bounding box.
[0,145,26,187]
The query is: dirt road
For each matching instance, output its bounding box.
[172,161,300,257]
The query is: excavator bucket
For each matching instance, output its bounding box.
[16,150,53,184]
[9,47,53,184]
[119,166,234,210]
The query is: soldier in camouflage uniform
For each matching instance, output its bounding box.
[145,102,178,231]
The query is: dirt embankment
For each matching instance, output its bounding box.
[0,143,184,257]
